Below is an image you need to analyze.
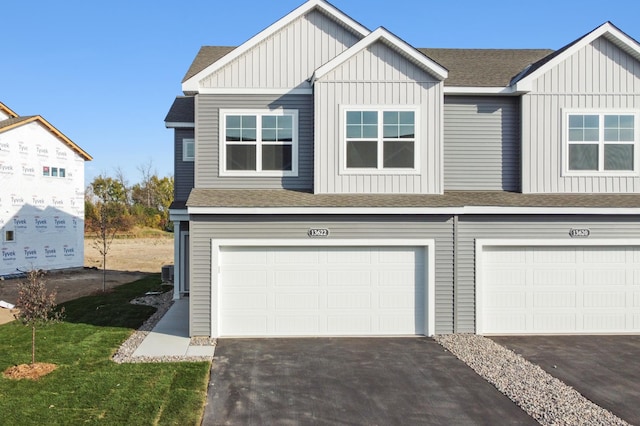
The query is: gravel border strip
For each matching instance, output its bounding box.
[434,334,629,426]
[112,292,216,364]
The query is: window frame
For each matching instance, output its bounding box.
[219,109,298,177]
[340,106,420,175]
[182,138,195,162]
[563,109,639,177]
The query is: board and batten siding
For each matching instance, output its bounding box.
[444,97,520,191]
[188,215,454,336]
[174,128,195,202]
[455,215,640,333]
[314,42,444,194]
[195,94,313,190]
[200,9,361,90]
[522,37,640,193]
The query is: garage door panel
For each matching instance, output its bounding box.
[275,316,320,334]
[327,270,371,286]
[583,292,626,308]
[327,293,371,309]
[275,293,319,310]
[533,292,576,308]
[533,269,576,286]
[219,245,426,336]
[486,292,526,309]
[482,245,640,334]
[225,294,267,310]
[532,247,576,263]
[584,269,626,285]
[274,270,320,287]
[533,314,576,331]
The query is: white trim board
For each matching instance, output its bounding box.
[210,238,436,338]
[475,238,640,335]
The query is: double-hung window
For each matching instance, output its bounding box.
[343,108,417,172]
[565,111,638,175]
[220,110,298,176]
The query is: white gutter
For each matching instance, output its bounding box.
[187,206,640,215]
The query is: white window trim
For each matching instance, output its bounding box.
[562,109,640,177]
[219,109,299,177]
[182,138,195,162]
[340,105,420,175]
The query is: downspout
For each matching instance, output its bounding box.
[452,214,458,333]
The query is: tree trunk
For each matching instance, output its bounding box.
[32,326,36,365]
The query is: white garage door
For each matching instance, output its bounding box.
[218,246,426,336]
[480,246,640,334]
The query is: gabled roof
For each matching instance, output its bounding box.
[0,115,92,161]
[182,0,370,93]
[182,46,235,83]
[513,21,640,91]
[164,96,195,128]
[0,102,18,118]
[311,27,448,83]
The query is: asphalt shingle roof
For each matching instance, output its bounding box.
[186,189,640,209]
[0,116,37,131]
[164,96,195,123]
[182,46,553,87]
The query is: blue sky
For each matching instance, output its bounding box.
[2,0,639,185]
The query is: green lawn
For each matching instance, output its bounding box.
[0,275,210,425]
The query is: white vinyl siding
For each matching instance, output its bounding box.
[522,37,640,193]
[314,41,443,194]
[477,242,640,334]
[200,9,361,90]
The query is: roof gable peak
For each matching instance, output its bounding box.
[514,21,640,91]
[312,26,448,83]
[182,0,370,93]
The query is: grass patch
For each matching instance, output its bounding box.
[0,274,210,425]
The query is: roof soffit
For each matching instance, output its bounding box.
[182,0,370,93]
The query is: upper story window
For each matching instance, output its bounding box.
[183,138,195,162]
[565,111,638,175]
[220,109,298,177]
[342,107,418,174]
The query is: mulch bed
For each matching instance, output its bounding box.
[3,363,57,380]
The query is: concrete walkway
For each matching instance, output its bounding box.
[132,299,215,358]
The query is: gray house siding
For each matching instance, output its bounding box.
[189,215,454,336]
[522,37,640,193]
[314,42,444,194]
[444,96,520,191]
[195,94,314,190]
[201,9,361,90]
[455,214,640,333]
[174,128,195,202]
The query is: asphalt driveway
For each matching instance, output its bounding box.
[491,335,640,425]
[202,338,536,425]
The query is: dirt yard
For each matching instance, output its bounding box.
[0,237,174,325]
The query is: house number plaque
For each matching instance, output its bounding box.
[569,228,590,238]
[308,228,329,237]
